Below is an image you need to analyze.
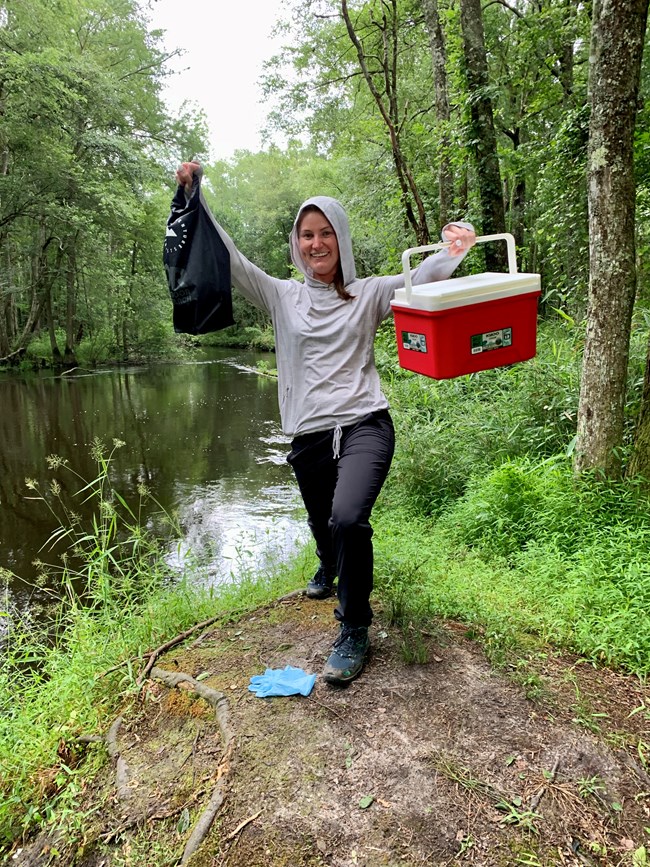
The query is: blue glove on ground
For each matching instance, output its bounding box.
[248,665,316,698]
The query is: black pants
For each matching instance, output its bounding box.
[287,409,395,628]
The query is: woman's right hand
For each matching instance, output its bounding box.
[175,160,201,193]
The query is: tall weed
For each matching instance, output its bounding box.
[442,457,650,558]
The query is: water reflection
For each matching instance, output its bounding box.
[0,350,306,611]
[170,480,303,584]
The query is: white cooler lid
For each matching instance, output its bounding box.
[391,271,541,312]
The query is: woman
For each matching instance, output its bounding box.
[176,162,476,685]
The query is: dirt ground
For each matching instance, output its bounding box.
[12,594,650,867]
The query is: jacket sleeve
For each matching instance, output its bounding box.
[200,191,286,315]
[369,221,476,320]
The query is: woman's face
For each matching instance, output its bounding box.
[298,210,340,285]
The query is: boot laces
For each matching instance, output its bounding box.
[313,566,333,587]
[333,624,367,655]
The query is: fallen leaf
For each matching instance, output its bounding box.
[359,795,374,809]
[177,807,190,835]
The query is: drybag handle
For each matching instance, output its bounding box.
[400,232,518,304]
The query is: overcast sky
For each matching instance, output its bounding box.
[147,0,288,160]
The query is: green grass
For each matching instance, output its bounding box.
[373,456,650,677]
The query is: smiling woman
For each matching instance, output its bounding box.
[175,161,476,686]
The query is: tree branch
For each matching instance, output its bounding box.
[118,50,182,80]
[482,0,526,20]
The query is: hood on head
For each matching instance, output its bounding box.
[290,196,356,287]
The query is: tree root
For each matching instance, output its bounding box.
[0,348,25,365]
[617,749,650,791]
[277,588,306,602]
[150,665,236,864]
[137,618,227,685]
[105,715,135,804]
[223,809,262,843]
[180,743,234,864]
[100,790,208,844]
[150,666,234,747]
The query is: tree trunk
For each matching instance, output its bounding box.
[17,234,65,350]
[341,0,430,245]
[0,231,12,357]
[628,336,650,478]
[503,127,526,250]
[0,297,9,357]
[45,292,62,363]
[421,0,454,226]
[558,0,577,105]
[459,0,507,270]
[64,240,78,365]
[574,0,649,477]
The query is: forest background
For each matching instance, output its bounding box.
[3,0,650,855]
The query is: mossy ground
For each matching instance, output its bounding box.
[11,595,650,867]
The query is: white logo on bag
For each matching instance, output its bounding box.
[165,219,188,253]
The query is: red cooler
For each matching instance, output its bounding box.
[390,233,541,379]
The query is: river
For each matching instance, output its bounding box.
[0,349,307,613]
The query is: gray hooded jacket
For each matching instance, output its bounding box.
[202,193,472,437]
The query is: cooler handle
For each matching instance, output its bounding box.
[400,232,518,304]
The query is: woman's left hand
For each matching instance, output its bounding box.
[444,225,477,257]
[176,160,202,193]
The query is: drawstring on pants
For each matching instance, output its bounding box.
[332,424,342,460]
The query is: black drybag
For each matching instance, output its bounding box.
[163,171,234,334]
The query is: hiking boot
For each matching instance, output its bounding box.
[305,565,335,599]
[322,624,370,685]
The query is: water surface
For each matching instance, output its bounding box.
[0,349,306,612]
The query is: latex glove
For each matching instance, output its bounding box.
[248,665,317,698]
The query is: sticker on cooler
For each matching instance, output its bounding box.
[402,331,428,353]
[470,327,512,354]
